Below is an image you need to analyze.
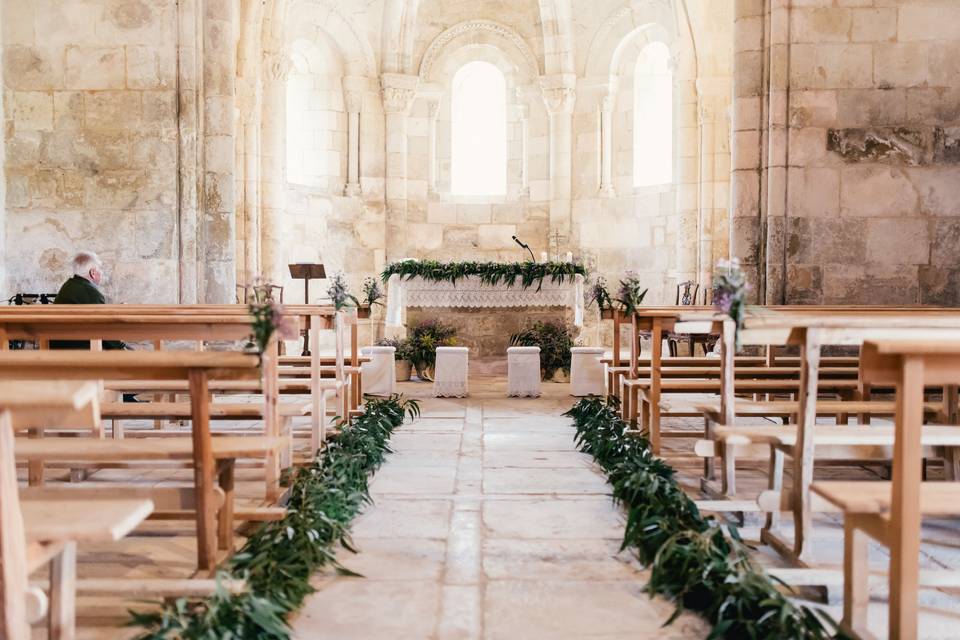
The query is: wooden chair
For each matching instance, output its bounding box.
[667,282,718,357]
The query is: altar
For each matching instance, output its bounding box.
[385,274,585,328]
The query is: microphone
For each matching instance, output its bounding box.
[512,236,536,262]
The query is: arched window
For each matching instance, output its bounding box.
[451,61,507,196]
[633,42,673,188]
[286,38,346,189]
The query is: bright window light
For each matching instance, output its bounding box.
[633,42,673,188]
[451,61,507,196]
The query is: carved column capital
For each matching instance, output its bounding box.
[539,74,577,115]
[263,50,292,82]
[381,73,419,115]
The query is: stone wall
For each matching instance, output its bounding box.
[732,0,960,305]
[2,0,180,301]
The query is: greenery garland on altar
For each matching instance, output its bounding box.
[565,397,840,639]
[129,396,420,639]
[381,259,586,290]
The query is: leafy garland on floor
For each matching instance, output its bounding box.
[381,259,586,291]
[565,397,842,640]
[128,395,420,639]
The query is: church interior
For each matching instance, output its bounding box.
[1,1,960,639]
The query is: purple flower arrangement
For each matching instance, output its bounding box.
[248,281,297,358]
[326,272,360,311]
[712,258,750,348]
[586,276,614,312]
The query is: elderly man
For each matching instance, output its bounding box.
[53,252,138,401]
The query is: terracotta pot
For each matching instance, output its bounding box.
[395,360,412,382]
[549,369,570,383]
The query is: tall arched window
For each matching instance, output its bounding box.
[451,61,507,196]
[633,42,673,188]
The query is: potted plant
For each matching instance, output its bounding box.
[510,320,576,382]
[377,337,413,381]
[616,271,648,315]
[407,319,458,381]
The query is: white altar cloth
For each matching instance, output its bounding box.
[385,274,584,328]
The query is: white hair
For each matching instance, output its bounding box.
[72,251,102,276]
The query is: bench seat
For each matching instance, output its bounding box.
[627,378,859,393]
[692,399,943,422]
[812,481,960,516]
[14,436,287,461]
[711,424,960,448]
[22,499,154,543]
[100,401,310,420]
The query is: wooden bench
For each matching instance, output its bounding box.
[0,382,155,640]
[813,481,960,639]
[0,350,268,573]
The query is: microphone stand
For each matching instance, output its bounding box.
[513,236,536,262]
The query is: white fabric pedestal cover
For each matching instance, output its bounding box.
[507,346,541,398]
[434,347,469,398]
[360,346,395,397]
[570,347,605,396]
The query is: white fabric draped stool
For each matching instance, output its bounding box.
[570,347,605,396]
[360,346,395,397]
[434,346,469,397]
[507,346,542,398]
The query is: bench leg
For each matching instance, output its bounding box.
[703,417,715,482]
[48,542,76,640]
[28,427,45,487]
[621,382,631,422]
[944,447,960,481]
[842,517,870,636]
[764,447,784,531]
[720,442,736,496]
[217,462,235,553]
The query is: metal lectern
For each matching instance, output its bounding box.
[289,263,326,356]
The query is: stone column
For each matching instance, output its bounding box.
[260,50,291,286]
[381,73,419,262]
[517,101,531,198]
[425,96,441,195]
[730,0,767,301]
[239,82,262,284]
[674,57,700,287]
[598,79,618,198]
[200,0,238,302]
[343,76,365,197]
[177,0,202,303]
[540,74,577,251]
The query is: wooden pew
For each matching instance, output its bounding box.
[0,350,278,573]
[813,339,960,640]
[0,381,154,640]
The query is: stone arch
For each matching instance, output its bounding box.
[285,0,377,78]
[381,0,421,74]
[583,1,680,78]
[418,20,541,82]
[538,0,575,75]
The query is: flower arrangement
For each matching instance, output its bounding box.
[712,258,750,348]
[362,276,384,308]
[326,272,359,311]
[381,260,585,292]
[510,320,576,380]
[248,281,297,358]
[376,337,413,363]
[407,319,458,380]
[586,276,614,313]
[615,271,648,315]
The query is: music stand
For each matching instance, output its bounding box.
[289,263,327,356]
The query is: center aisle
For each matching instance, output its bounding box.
[291,377,708,639]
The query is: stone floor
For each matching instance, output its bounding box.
[290,377,710,639]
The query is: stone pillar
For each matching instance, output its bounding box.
[381,73,419,262]
[764,1,792,304]
[598,80,618,198]
[540,74,577,251]
[239,80,262,284]
[260,50,291,286]
[730,0,766,301]
[177,0,202,303]
[518,101,531,198]
[674,57,700,287]
[0,0,6,293]
[200,0,238,302]
[425,96,441,195]
[343,76,365,197]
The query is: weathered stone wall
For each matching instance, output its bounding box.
[2,0,180,301]
[732,0,960,305]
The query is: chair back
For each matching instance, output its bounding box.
[675,281,700,306]
[236,283,284,304]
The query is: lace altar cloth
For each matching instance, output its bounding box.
[386,274,584,327]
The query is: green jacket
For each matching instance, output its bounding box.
[51,275,127,350]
